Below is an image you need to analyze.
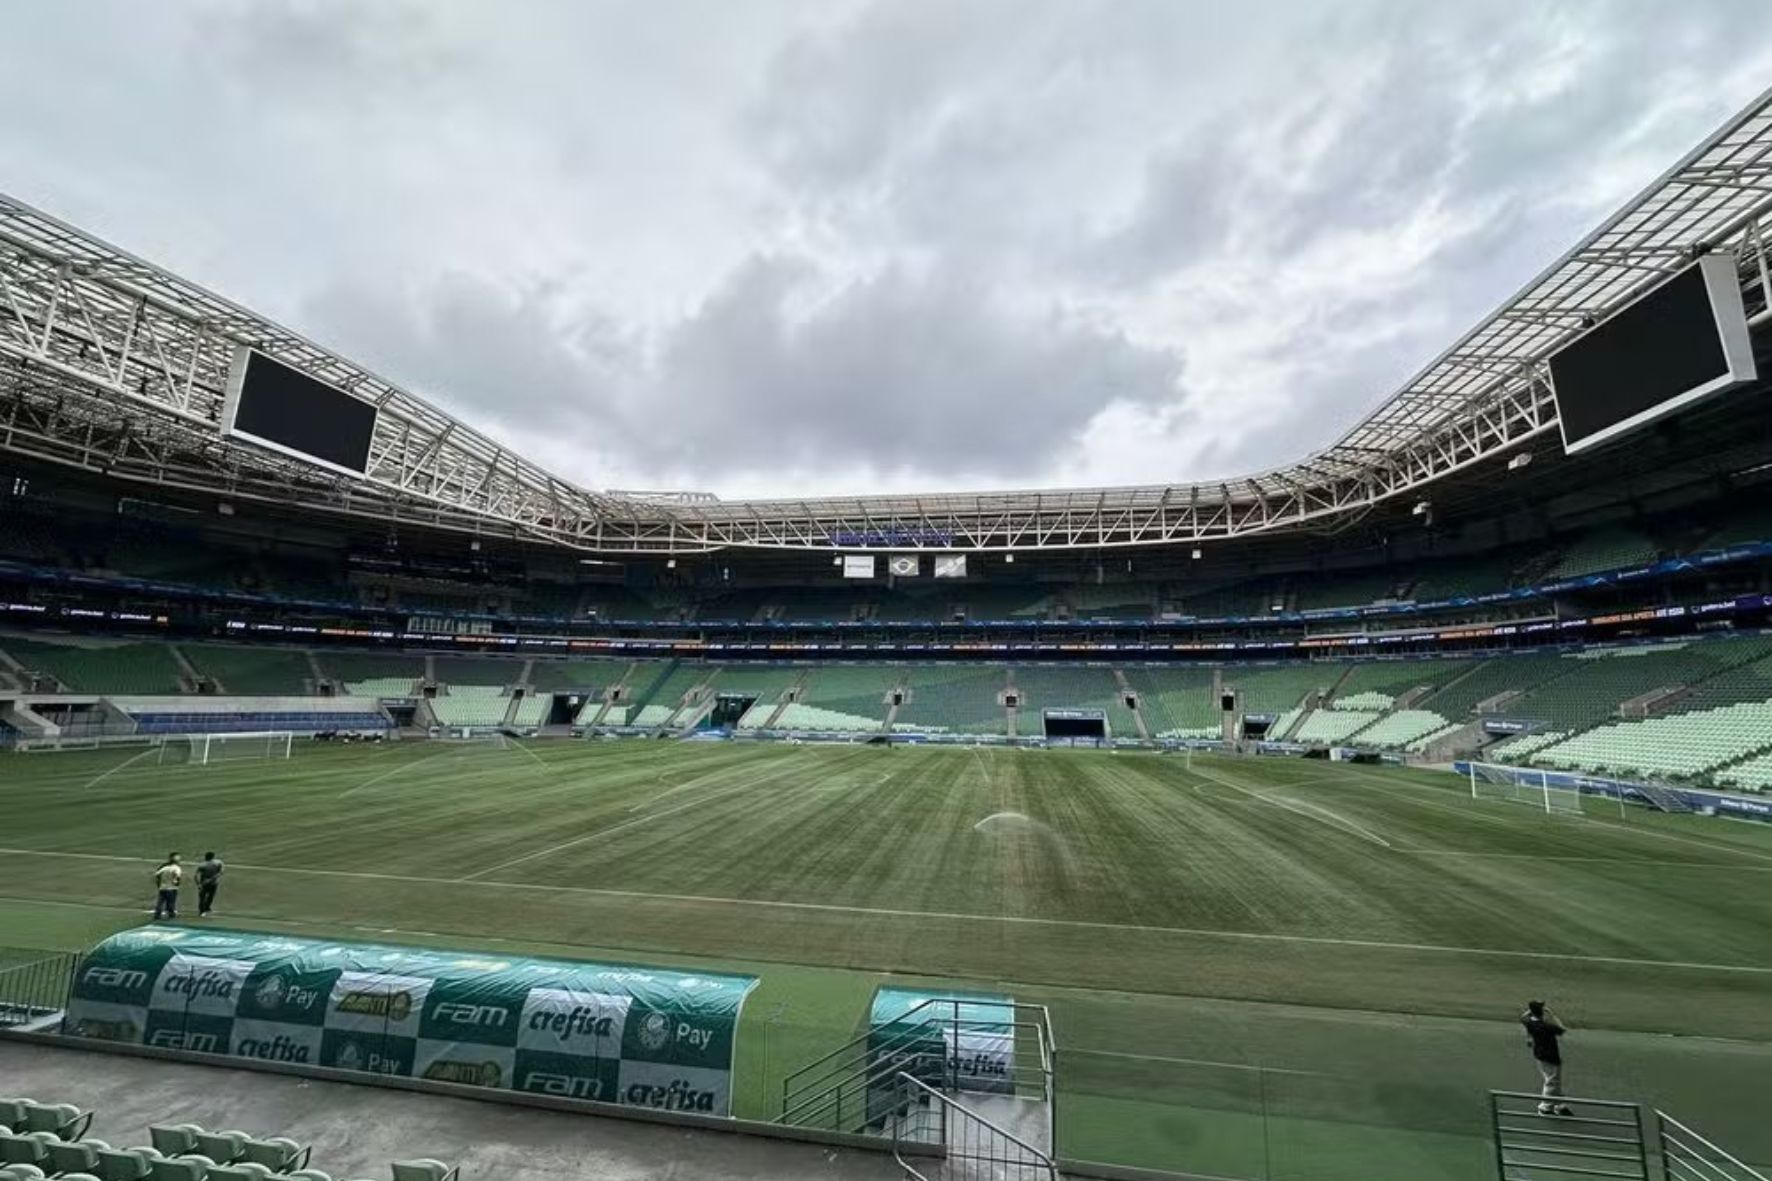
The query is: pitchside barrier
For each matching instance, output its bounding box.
[1450,762,1772,824]
[59,925,758,1114]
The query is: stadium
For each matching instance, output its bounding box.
[2,35,1771,1181]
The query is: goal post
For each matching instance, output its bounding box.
[157,731,294,766]
[1469,761,1582,815]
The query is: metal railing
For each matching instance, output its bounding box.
[889,1072,1057,1181]
[1658,1112,1769,1181]
[1490,1091,1652,1181]
[777,998,1053,1136]
[0,949,76,1028]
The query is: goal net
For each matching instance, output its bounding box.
[1469,762,1582,815]
[157,731,294,766]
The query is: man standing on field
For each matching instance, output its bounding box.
[196,850,224,917]
[1522,1000,1573,1115]
[152,853,182,920]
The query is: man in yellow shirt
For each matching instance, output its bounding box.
[152,853,182,920]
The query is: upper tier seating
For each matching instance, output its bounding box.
[319,652,425,688]
[1548,528,1659,579]
[0,637,183,695]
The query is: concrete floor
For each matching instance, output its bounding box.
[0,1041,904,1181]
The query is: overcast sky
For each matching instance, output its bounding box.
[5,2,1771,499]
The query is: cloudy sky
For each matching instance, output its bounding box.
[4,2,1771,498]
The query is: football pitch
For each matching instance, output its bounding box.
[3,740,1770,1180]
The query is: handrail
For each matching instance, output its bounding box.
[889,1072,1058,1180]
[1657,1112,1769,1181]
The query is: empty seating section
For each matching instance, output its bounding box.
[1163,579,1276,618]
[696,589,774,623]
[620,663,701,726]
[872,590,953,622]
[1293,709,1381,744]
[508,692,551,727]
[1548,528,1658,578]
[1227,664,1338,716]
[1010,666,1139,736]
[789,666,896,731]
[126,709,387,735]
[1293,570,1404,611]
[1718,752,1772,793]
[708,666,803,726]
[1489,729,1570,762]
[578,586,666,620]
[0,1105,454,1181]
[1333,660,1473,709]
[1,637,182,694]
[1125,667,1217,737]
[1534,701,1772,781]
[321,653,423,696]
[184,646,311,695]
[526,660,613,692]
[1505,643,1754,730]
[1417,654,1575,720]
[773,587,873,622]
[959,587,1050,621]
[1355,710,1458,749]
[897,666,1007,734]
[1067,583,1154,620]
[430,656,519,687]
[1404,721,1462,752]
[429,685,508,728]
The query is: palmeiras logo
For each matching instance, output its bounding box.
[255,975,286,1010]
[637,1011,671,1052]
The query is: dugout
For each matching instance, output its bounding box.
[60,926,757,1113]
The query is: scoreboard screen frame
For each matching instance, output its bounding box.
[1551,253,1757,456]
[222,347,380,477]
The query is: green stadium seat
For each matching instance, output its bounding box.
[0,1102,28,1132]
[149,1156,214,1181]
[205,1165,274,1181]
[20,1103,87,1141]
[189,1134,248,1166]
[44,1139,110,1175]
[146,1130,201,1160]
[0,1167,47,1181]
[389,1162,457,1181]
[0,1135,54,1168]
[95,1148,160,1181]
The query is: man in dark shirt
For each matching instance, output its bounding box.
[195,851,224,917]
[1522,1000,1572,1115]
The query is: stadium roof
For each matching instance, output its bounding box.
[2,88,1771,553]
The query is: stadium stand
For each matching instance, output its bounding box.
[183,645,312,695]
[1294,709,1383,744]
[772,587,875,622]
[1292,569,1406,611]
[508,691,552,728]
[1353,709,1459,750]
[0,636,183,695]
[896,666,1008,734]
[1415,653,1575,721]
[430,685,509,728]
[1533,700,1772,781]
[1124,666,1219,737]
[526,660,615,691]
[1065,583,1155,620]
[1718,752,1772,793]
[1227,664,1339,716]
[1548,528,1659,578]
[781,665,897,732]
[871,589,955,622]
[318,652,425,693]
[958,587,1051,621]
[621,662,701,727]
[430,655,521,686]
[1009,665,1140,736]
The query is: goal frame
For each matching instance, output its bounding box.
[1468,761,1583,816]
[156,731,295,766]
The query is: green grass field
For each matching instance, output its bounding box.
[3,739,1770,1180]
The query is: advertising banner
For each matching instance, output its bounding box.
[865,986,1015,1125]
[62,927,757,1114]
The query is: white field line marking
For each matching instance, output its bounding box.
[337,751,458,799]
[462,782,753,880]
[82,747,160,791]
[1334,765,1772,865]
[3,845,1768,977]
[1067,1047,1325,1076]
[506,740,549,771]
[1399,849,1772,870]
[1190,765,1392,848]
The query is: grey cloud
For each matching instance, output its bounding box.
[303,255,1184,484]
